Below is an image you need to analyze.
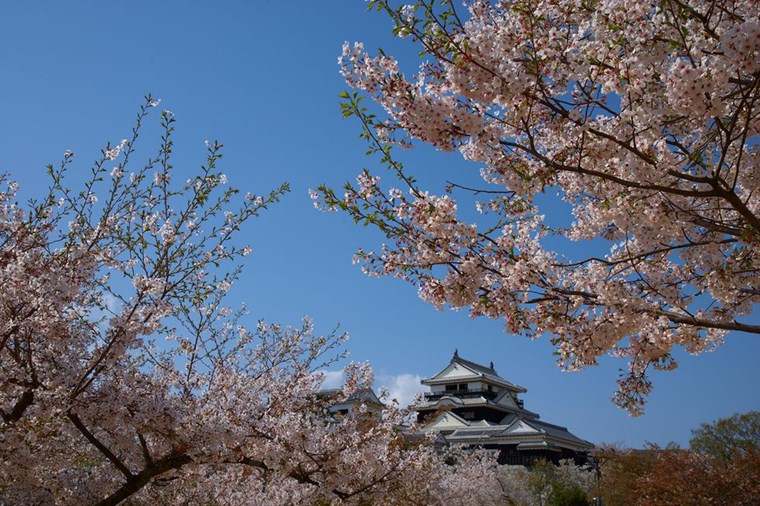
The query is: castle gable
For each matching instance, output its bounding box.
[425,411,470,431]
[502,419,542,436]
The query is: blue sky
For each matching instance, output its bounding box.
[2,1,758,448]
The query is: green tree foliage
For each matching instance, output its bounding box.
[689,410,760,460]
[527,460,592,506]
[548,482,590,506]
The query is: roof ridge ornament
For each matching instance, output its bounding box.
[453,349,459,361]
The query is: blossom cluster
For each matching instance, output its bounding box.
[319,0,760,413]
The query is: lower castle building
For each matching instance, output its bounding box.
[414,351,593,466]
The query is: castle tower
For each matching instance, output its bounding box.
[414,351,593,466]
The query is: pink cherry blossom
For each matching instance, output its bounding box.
[0,98,500,504]
[317,0,760,414]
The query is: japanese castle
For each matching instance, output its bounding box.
[414,351,593,466]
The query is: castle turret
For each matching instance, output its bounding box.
[414,351,593,466]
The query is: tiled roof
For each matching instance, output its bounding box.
[456,355,499,376]
[317,388,384,406]
[443,416,593,450]
[415,392,540,419]
[422,351,527,392]
[527,419,593,447]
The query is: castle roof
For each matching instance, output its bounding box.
[318,387,384,412]
[421,350,527,393]
[444,415,593,451]
[415,392,540,419]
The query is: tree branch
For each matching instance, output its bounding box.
[1,389,35,424]
[654,310,760,335]
[67,411,134,481]
[95,453,193,506]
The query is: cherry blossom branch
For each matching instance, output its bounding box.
[325,0,760,412]
[653,310,760,334]
[0,388,34,424]
[95,453,193,506]
[67,411,134,481]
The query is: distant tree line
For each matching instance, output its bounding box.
[498,411,759,506]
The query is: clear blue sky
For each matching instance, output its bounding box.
[2,1,757,448]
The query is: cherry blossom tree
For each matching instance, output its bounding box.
[498,459,596,505]
[0,98,501,504]
[315,0,760,413]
